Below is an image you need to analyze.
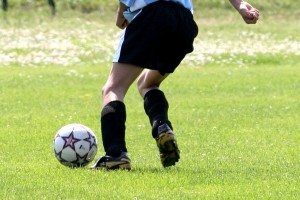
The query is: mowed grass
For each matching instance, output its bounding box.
[1,7,300,200]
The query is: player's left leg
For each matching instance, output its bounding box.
[137,69,180,167]
[137,69,171,136]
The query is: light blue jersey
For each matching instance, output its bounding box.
[121,0,194,22]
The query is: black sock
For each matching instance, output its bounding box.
[144,89,172,138]
[101,101,127,157]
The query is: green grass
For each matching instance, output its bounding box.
[1,6,300,200]
[5,0,300,12]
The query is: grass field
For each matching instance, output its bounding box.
[0,4,300,200]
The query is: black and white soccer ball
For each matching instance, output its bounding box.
[53,124,98,167]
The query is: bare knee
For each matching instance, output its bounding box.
[101,83,127,105]
[137,70,169,97]
[101,83,112,101]
[137,74,159,97]
[101,84,109,98]
[137,75,145,96]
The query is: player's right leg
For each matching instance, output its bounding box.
[137,69,180,167]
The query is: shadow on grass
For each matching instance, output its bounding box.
[129,166,204,174]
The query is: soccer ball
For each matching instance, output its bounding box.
[53,124,98,167]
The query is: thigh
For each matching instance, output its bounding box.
[103,63,143,105]
[105,63,143,90]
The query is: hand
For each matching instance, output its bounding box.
[238,1,260,24]
[116,15,128,29]
[116,3,128,29]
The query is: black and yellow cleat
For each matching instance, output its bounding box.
[90,152,131,170]
[155,123,180,167]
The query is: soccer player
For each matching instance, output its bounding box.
[90,0,259,170]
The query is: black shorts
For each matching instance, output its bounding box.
[113,1,198,74]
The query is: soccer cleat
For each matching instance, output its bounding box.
[89,152,131,170]
[155,123,180,167]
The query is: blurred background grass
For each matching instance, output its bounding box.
[2,0,300,13]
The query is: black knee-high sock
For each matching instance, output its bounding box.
[144,89,172,138]
[101,101,127,157]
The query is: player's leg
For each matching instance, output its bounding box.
[137,69,180,167]
[137,69,169,96]
[137,69,170,136]
[102,62,143,106]
[91,63,143,170]
[101,62,142,156]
